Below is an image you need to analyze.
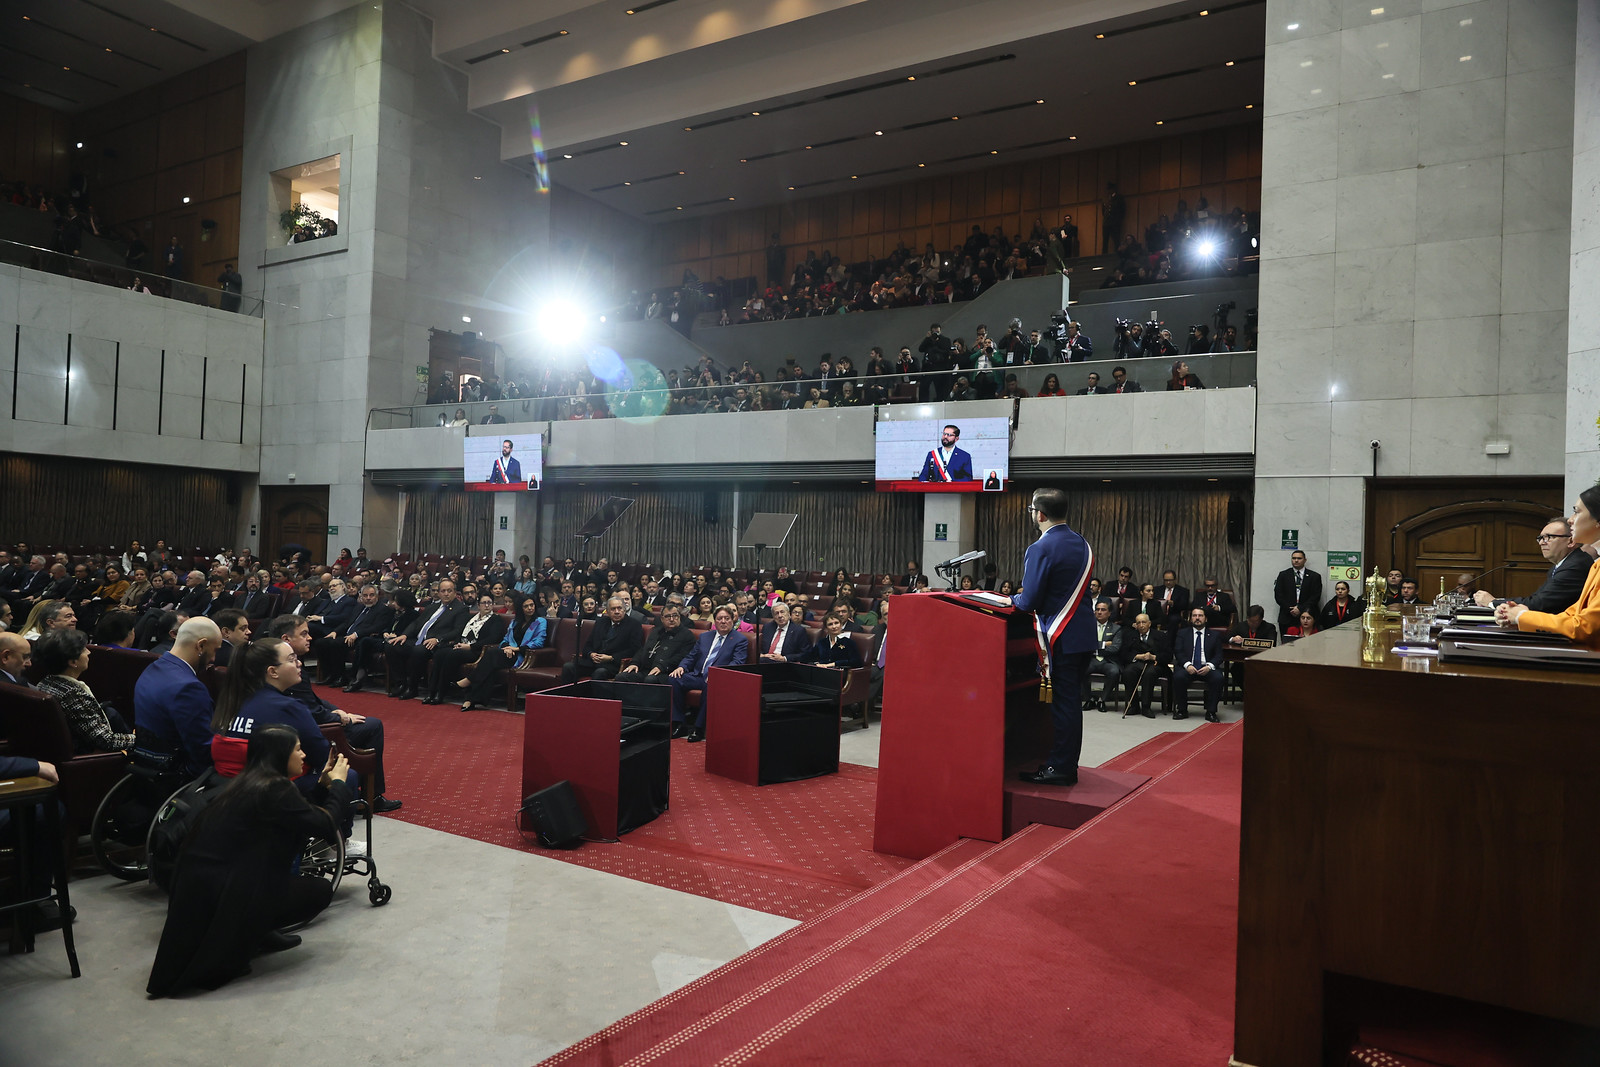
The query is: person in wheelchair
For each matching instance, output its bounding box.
[146,724,351,997]
[208,638,365,857]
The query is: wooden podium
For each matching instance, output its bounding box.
[1236,626,1600,1064]
[873,592,1145,860]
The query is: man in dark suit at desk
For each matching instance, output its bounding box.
[757,601,811,662]
[487,438,522,483]
[1196,576,1237,629]
[1273,550,1322,633]
[916,424,974,482]
[1473,516,1590,614]
[1010,487,1097,786]
[1172,607,1225,722]
[562,595,644,683]
[670,605,749,742]
[1120,613,1170,718]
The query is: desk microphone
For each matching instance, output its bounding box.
[1465,561,1518,588]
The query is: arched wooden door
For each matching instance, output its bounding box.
[260,486,329,564]
[1392,500,1555,601]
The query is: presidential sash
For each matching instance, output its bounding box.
[929,448,950,481]
[1034,537,1095,701]
[494,457,510,482]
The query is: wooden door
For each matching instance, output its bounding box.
[260,485,329,565]
[1395,502,1557,601]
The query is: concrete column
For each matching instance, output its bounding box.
[493,490,540,564]
[1568,0,1600,501]
[921,494,976,589]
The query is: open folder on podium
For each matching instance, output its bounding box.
[872,592,1148,859]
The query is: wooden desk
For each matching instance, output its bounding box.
[1235,626,1600,1065]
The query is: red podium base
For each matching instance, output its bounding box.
[1002,765,1149,837]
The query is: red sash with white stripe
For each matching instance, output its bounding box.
[1033,537,1095,679]
[928,449,950,481]
[495,457,510,482]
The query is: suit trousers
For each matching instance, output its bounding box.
[1122,660,1167,714]
[310,635,349,680]
[341,717,387,797]
[1171,666,1225,714]
[1082,656,1121,703]
[1044,650,1093,771]
[387,642,439,690]
[671,672,709,727]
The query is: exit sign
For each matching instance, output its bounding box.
[326,525,338,535]
[934,523,948,541]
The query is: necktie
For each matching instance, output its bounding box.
[419,605,444,640]
[876,631,887,668]
[708,634,723,664]
[769,626,783,655]
[1193,629,1206,669]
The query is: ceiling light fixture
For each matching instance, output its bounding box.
[562,153,572,158]
[788,185,795,190]
[906,75,915,81]
[1155,119,1164,125]
[619,141,628,145]
[462,316,472,323]
[1035,99,1045,104]
[1128,80,1137,86]
[917,163,925,167]
[684,126,692,131]
[1095,33,1105,39]
[1199,8,1209,14]
[1225,60,1235,66]
[501,48,509,53]
[181,196,190,203]
[75,141,83,148]
[751,111,760,116]
[874,130,883,135]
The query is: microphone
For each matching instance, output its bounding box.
[935,550,986,572]
[1464,560,1519,589]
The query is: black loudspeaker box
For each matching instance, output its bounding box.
[521,780,587,849]
[1227,495,1246,545]
[703,491,718,524]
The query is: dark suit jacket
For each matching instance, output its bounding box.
[1274,567,1323,619]
[1171,626,1223,672]
[236,590,274,619]
[1090,619,1124,662]
[1228,620,1279,645]
[346,603,396,640]
[917,445,974,482]
[1318,597,1363,629]
[320,594,359,634]
[457,613,510,652]
[1123,598,1166,628]
[631,624,697,675]
[1196,590,1237,628]
[179,587,212,617]
[1120,627,1172,673]
[581,615,644,661]
[405,600,471,644]
[758,621,811,659]
[678,629,750,675]
[15,569,50,599]
[1157,584,1190,623]
[43,576,76,601]
[1520,552,1593,614]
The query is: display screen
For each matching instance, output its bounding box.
[463,433,543,492]
[874,417,1009,492]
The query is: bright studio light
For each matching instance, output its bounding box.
[535,296,589,334]
[1197,239,1218,258]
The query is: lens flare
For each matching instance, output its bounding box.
[527,101,549,193]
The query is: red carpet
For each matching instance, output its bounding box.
[336,689,912,919]
[539,722,1243,1066]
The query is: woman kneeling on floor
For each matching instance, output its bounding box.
[146,724,350,997]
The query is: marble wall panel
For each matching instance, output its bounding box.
[1335,168,1418,249]
[1413,235,1502,319]
[1411,314,1499,396]
[14,325,66,424]
[1415,157,1504,242]
[1335,399,1414,475]
[117,388,160,436]
[204,400,244,442]
[1257,326,1333,403]
[1511,147,1580,239]
[1333,245,1416,324]
[0,267,19,324]
[1407,395,1498,473]
[1263,107,1341,186]
[1505,68,1577,155]
[1269,0,1343,45]
[1264,31,1344,116]
[1417,79,1506,164]
[1341,15,1423,100]
[1498,310,1568,395]
[1257,402,1335,475]
[1331,322,1415,400]
[17,275,70,331]
[1419,0,1508,88]
[1500,230,1572,314]
[1493,392,1565,473]
[161,393,203,439]
[1339,0,1421,30]
[1507,0,1578,74]
[68,336,117,430]
[1259,254,1337,330]
[1338,92,1421,174]
[164,351,206,400]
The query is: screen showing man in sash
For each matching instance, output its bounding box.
[463,433,543,491]
[874,417,1008,492]
[488,440,521,484]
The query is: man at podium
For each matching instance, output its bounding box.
[1010,487,1098,786]
[916,424,974,482]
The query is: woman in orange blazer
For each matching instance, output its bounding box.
[1500,484,1600,648]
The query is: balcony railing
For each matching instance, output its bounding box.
[368,351,1256,430]
[0,237,264,317]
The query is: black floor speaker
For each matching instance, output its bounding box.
[521,780,587,849]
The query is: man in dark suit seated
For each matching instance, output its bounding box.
[315,583,392,685]
[305,577,356,640]
[1171,607,1225,722]
[1074,372,1106,395]
[132,618,223,776]
[176,571,212,618]
[1082,600,1123,710]
[562,596,645,683]
[386,580,469,699]
[618,604,697,683]
[235,573,274,620]
[1386,578,1420,606]
[1120,613,1171,718]
[212,608,252,666]
[1195,576,1237,629]
[1473,517,1590,614]
[1226,604,1278,695]
[1108,366,1143,393]
[670,605,750,742]
[1158,569,1190,629]
[757,601,811,662]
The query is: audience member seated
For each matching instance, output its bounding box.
[799,613,863,670]
[34,628,135,753]
[756,601,811,662]
[147,725,351,997]
[19,599,75,641]
[1228,606,1278,646]
[1318,581,1362,629]
[1082,601,1123,710]
[1499,485,1600,648]
[267,615,399,813]
[1119,613,1169,718]
[213,608,253,666]
[670,606,749,742]
[92,608,140,648]
[133,617,224,776]
[386,580,469,700]
[561,595,645,683]
[1171,607,1224,722]
[1195,576,1237,628]
[618,603,696,685]
[1285,609,1319,639]
[1386,578,1421,606]
[1166,360,1204,391]
[425,593,507,704]
[457,595,548,710]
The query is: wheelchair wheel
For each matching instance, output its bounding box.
[90,774,152,881]
[280,835,346,933]
[369,883,392,906]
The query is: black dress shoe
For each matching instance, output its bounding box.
[421,694,439,705]
[1173,710,1189,721]
[1141,705,1157,718]
[258,929,302,953]
[343,681,364,693]
[395,688,415,700]
[686,729,705,743]
[1204,710,1221,723]
[670,723,690,739]
[1018,765,1078,786]
[373,796,403,814]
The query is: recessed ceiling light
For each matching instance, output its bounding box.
[874,130,883,136]
[1069,135,1077,140]
[677,170,685,175]
[1245,103,1254,109]
[75,141,83,149]
[1095,33,1105,39]
[906,76,915,81]
[623,181,631,185]
[739,158,747,163]
[675,205,682,210]
[989,150,998,155]
[563,153,572,158]
[473,175,482,180]
[950,116,959,120]
[1199,8,1209,14]
[619,141,628,146]
[461,315,472,323]
[559,29,568,35]
[917,163,925,167]
[1128,80,1137,86]
[1225,60,1235,66]
[751,111,760,116]
[1155,120,1164,125]
[500,48,509,53]
[181,196,190,203]
[1035,99,1045,104]
[787,186,795,190]
[684,127,693,131]
[727,196,735,201]
[851,175,858,179]
[625,8,635,13]
[805,145,812,149]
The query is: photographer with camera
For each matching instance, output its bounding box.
[1112,319,1145,361]
[1186,325,1212,355]
[1016,327,1052,365]
[1146,327,1177,360]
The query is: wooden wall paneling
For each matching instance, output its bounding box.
[1201,132,1228,184]
[1018,160,1041,212]
[1180,133,1203,186]
[155,160,206,215]
[159,66,209,110]
[1118,145,1141,190]
[204,85,246,153]
[967,173,986,220]
[157,100,207,169]
[1140,141,1164,196]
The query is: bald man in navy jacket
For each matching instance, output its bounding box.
[1010,487,1098,786]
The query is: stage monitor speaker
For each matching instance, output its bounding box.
[1227,495,1246,545]
[703,491,719,524]
[520,780,586,849]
